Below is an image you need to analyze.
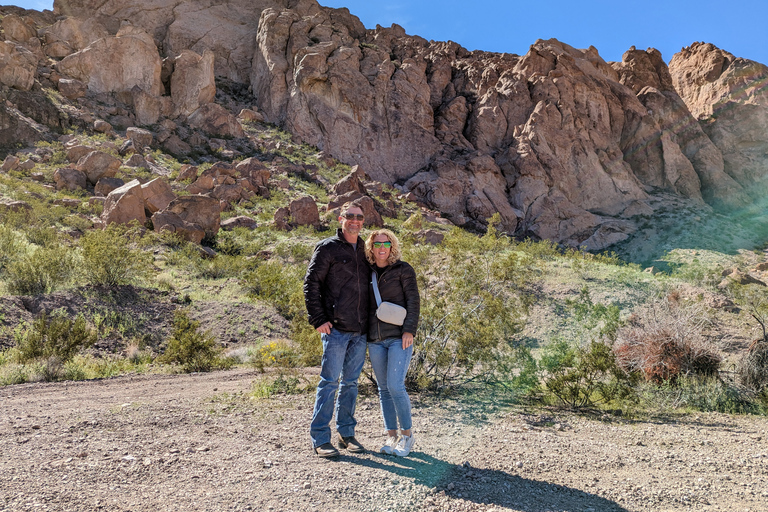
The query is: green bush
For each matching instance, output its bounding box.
[251,371,311,398]
[13,313,97,381]
[241,261,321,365]
[540,338,636,409]
[407,223,531,390]
[79,223,153,286]
[158,309,228,372]
[0,225,25,273]
[642,375,764,415]
[251,340,299,372]
[4,245,75,295]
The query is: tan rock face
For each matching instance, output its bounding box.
[42,16,110,58]
[2,14,38,44]
[101,179,146,226]
[669,42,768,198]
[76,150,122,185]
[140,178,175,214]
[171,50,216,117]
[164,195,221,239]
[56,27,162,96]
[187,104,244,138]
[0,41,38,90]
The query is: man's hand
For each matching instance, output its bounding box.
[402,332,413,349]
[316,322,333,335]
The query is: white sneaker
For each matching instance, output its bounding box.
[380,435,399,454]
[393,434,415,457]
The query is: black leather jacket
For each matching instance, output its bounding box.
[303,229,370,333]
[368,260,420,342]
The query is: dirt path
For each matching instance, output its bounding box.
[2,369,767,512]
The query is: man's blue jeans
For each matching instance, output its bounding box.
[368,337,413,431]
[310,328,367,448]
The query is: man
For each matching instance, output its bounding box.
[304,200,370,457]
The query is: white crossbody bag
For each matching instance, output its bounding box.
[372,272,407,326]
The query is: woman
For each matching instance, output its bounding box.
[365,229,420,457]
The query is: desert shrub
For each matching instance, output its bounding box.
[25,225,60,247]
[241,261,321,365]
[192,253,248,279]
[4,244,75,295]
[251,340,299,372]
[79,223,153,286]
[566,286,623,343]
[613,295,721,384]
[540,338,636,408]
[215,230,245,256]
[642,375,763,415]
[738,341,768,392]
[0,363,29,385]
[13,313,96,381]
[729,283,768,343]
[251,371,312,398]
[0,225,26,272]
[158,309,229,372]
[407,222,531,390]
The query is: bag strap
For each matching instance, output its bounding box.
[372,271,382,307]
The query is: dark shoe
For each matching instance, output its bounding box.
[314,442,339,458]
[338,435,365,453]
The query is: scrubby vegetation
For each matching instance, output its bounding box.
[1,125,768,420]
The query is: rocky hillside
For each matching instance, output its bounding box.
[1,0,767,251]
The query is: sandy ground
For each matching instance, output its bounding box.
[2,368,768,512]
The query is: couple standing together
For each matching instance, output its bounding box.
[303,200,420,458]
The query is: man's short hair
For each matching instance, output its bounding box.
[340,199,366,216]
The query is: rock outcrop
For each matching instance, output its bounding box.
[669,43,768,198]
[3,1,768,251]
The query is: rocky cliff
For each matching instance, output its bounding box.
[1,0,767,250]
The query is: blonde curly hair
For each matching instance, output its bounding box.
[365,229,401,266]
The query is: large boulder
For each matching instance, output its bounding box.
[171,49,216,117]
[0,41,38,90]
[140,178,175,214]
[56,26,163,96]
[101,179,146,226]
[187,103,244,138]
[163,195,221,239]
[53,167,87,191]
[42,16,110,58]
[288,196,320,227]
[151,211,205,244]
[58,78,88,100]
[76,150,122,184]
[1,14,38,44]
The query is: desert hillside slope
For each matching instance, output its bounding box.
[0,0,767,250]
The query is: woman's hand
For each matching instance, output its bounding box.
[402,332,413,349]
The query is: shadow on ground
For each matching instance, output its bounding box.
[344,451,629,512]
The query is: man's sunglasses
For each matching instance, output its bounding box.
[343,213,365,221]
[373,241,392,248]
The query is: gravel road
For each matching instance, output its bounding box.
[2,368,767,512]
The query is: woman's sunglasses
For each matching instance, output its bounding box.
[373,241,392,248]
[343,213,365,221]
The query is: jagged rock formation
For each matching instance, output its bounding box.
[669,43,768,198]
[2,1,768,250]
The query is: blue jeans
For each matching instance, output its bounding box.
[368,337,413,431]
[310,328,367,448]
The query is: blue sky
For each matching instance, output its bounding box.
[6,0,768,65]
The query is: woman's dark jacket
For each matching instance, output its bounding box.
[368,260,420,342]
[303,229,370,333]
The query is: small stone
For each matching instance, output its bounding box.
[302,482,311,489]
